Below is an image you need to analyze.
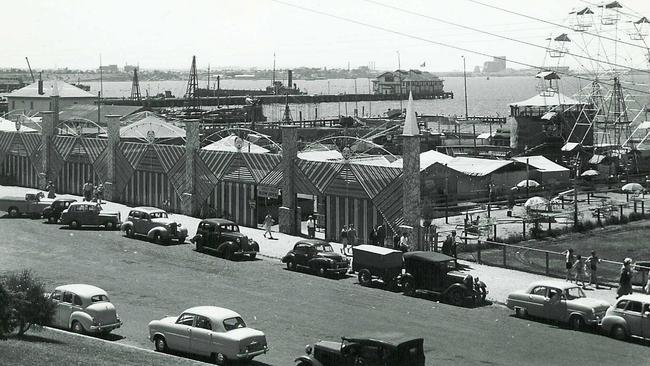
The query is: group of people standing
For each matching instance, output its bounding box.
[82,181,105,203]
[563,249,601,289]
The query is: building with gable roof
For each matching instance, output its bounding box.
[372,69,444,97]
[7,80,96,115]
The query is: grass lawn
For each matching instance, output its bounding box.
[0,328,205,366]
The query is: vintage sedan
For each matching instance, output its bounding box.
[506,280,610,329]
[59,202,121,229]
[601,294,650,340]
[281,239,349,277]
[49,284,122,334]
[42,198,76,223]
[148,306,268,365]
[191,218,258,259]
[121,207,187,244]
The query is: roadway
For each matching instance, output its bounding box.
[0,217,648,365]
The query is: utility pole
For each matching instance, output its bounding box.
[462,56,469,119]
[397,50,403,111]
[574,164,579,228]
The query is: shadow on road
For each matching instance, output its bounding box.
[282,267,351,280]
[161,349,272,365]
[96,333,126,342]
[193,248,262,261]
[10,333,65,344]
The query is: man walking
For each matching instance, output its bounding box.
[263,213,275,239]
[82,181,93,202]
[585,250,600,289]
[306,215,316,238]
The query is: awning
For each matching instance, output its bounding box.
[561,142,580,152]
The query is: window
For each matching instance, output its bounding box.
[73,295,83,306]
[62,292,73,303]
[616,300,629,310]
[91,295,109,303]
[195,316,212,330]
[626,301,643,314]
[51,290,62,301]
[150,211,168,219]
[530,287,546,296]
[129,211,139,218]
[176,313,195,326]
[223,317,246,331]
[30,101,33,109]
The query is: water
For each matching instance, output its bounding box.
[84,75,650,126]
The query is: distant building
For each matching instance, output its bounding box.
[372,69,444,96]
[99,64,119,73]
[124,64,138,73]
[483,56,506,73]
[6,80,96,114]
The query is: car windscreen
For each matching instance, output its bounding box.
[564,287,586,300]
[91,294,110,303]
[223,317,246,331]
[220,225,240,233]
[314,244,333,252]
[150,212,168,219]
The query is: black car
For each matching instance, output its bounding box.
[401,251,487,306]
[190,218,259,260]
[42,198,76,223]
[295,334,425,366]
[281,239,349,277]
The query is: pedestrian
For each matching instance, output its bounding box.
[96,183,105,204]
[563,248,575,282]
[263,213,275,239]
[442,234,452,256]
[585,251,600,289]
[377,224,386,247]
[617,258,634,299]
[392,231,400,250]
[450,230,458,259]
[45,180,56,199]
[573,255,587,288]
[347,224,357,247]
[340,225,349,254]
[399,232,409,252]
[82,181,93,201]
[368,227,378,245]
[306,215,316,238]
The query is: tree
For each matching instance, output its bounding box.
[0,283,11,340]
[3,270,55,336]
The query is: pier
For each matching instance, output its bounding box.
[101,91,454,107]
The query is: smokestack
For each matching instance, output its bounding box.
[287,70,293,91]
[38,72,43,95]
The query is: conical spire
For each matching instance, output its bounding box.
[402,91,419,136]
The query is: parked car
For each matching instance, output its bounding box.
[294,334,425,366]
[42,198,76,223]
[121,207,187,244]
[401,251,487,306]
[191,218,258,259]
[281,239,350,277]
[632,261,650,287]
[148,306,268,365]
[352,244,403,288]
[601,294,650,340]
[0,192,50,218]
[506,280,610,330]
[48,284,122,334]
[59,202,121,229]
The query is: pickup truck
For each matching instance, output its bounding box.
[0,192,51,218]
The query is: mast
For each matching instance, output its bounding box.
[207,64,210,92]
[462,56,469,119]
[272,53,276,95]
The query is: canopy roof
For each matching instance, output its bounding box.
[203,134,269,153]
[0,117,38,132]
[118,115,185,140]
[510,92,580,108]
[59,105,143,125]
[512,156,569,172]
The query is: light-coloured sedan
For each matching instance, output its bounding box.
[148,306,268,365]
[49,284,122,334]
[601,294,650,340]
[506,280,610,330]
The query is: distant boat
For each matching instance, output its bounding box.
[486,76,490,80]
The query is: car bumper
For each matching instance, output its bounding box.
[89,321,122,333]
[235,250,258,256]
[236,346,269,359]
[326,267,350,274]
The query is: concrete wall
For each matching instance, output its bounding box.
[8,97,95,115]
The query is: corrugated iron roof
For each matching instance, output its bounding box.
[8,80,95,99]
[446,157,513,176]
[512,156,569,172]
[203,135,269,153]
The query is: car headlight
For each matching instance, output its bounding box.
[236,238,241,243]
[305,345,313,355]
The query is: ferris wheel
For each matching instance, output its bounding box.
[541,1,650,170]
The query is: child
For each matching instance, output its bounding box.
[573,255,587,288]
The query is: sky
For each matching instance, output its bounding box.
[3,0,650,72]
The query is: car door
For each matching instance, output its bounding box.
[50,290,64,327]
[524,286,547,317]
[59,292,75,327]
[190,315,214,356]
[131,211,144,234]
[543,287,567,322]
[643,304,650,340]
[624,300,644,337]
[294,244,309,266]
[88,205,100,225]
[166,313,193,352]
[206,223,217,249]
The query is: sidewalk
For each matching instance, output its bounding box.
[0,185,621,305]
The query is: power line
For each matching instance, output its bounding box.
[467,0,648,51]
[362,0,650,76]
[267,0,650,96]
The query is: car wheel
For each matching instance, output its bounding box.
[125,227,134,238]
[317,266,327,277]
[154,335,168,352]
[515,307,528,318]
[152,232,162,244]
[223,247,233,260]
[402,278,415,296]
[71,320,85,334]
[105,221,114,230]
[358,269,372,286]
[611,325,628,341]
[8,207,19,218]
[70,220,80,229]
[447,288,464,306]
[213,352,228,365]
[286,260,296,271]
[47,216,55,224]
[178,236,187,244]
[569,315,585,331]
[249,252,257,260]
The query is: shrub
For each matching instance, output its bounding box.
[629,212,645,222]
[3,270,55,336]
[0,283,10,340]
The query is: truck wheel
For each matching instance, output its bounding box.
[70,220,80,229]
[403,278,415,296]
[358,269,372,286]
[447,288,464,306]
[178,236,187,244]
[8,207,19,218]
[154,335,167,352]
[515,307,528,318]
